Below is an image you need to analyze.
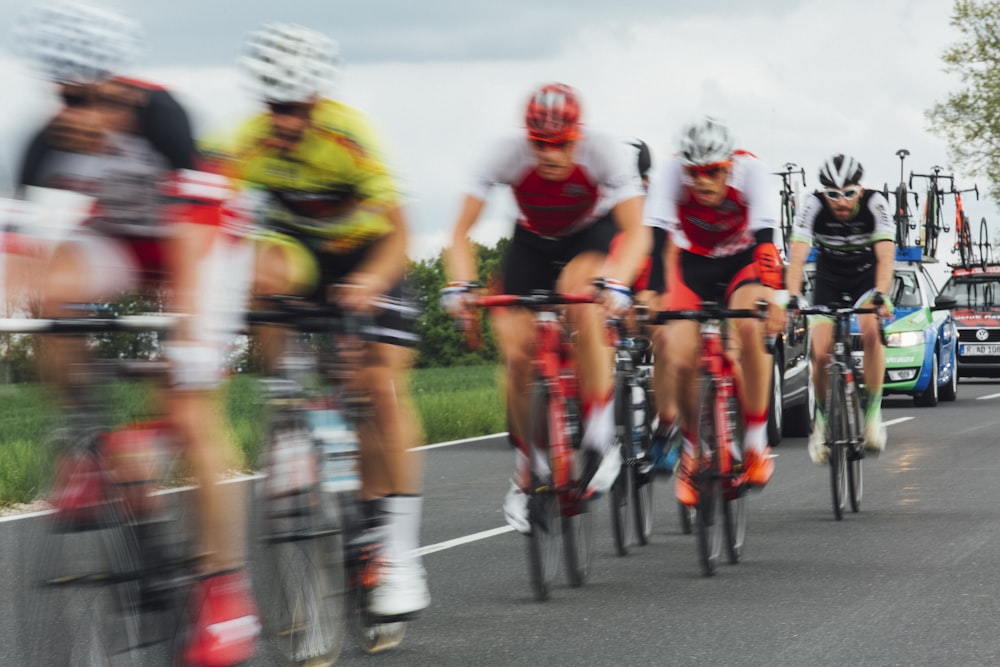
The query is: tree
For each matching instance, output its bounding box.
[928,0,1000,202]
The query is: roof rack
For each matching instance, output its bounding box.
[949,263,1000,276]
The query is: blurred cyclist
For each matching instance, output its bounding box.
[785,154,895,461]
[14,2,259,664]
[211,23,429,618]
[443,83,649,533]
[644,116,785,507]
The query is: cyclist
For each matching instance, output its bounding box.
[442,83,649,533]
[644,116,785,507]
[14,2,259,664]
[785,154,895,461]
[211,23,430,618]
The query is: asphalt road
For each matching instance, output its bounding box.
[5,380,1000,666]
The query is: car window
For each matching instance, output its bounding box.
[940,276,1000,308]
[891,272,923,308]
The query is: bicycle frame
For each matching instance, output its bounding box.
[474,292,594,500]
[911,166,954,257]
[773,163,806,254]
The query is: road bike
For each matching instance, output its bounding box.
[654,302,767,576]
[472,291,600,601]
[950,184,979,269]
[798,298,884,520]
[4,312,203,666]
[911,166,954,259]
[773,163,806,256]
[247,298,410,662]
[882,149,919,248]
[608,316,655,555]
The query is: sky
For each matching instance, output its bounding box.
[0,0,991,283]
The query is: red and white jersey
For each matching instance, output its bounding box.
[467,129,645,239]
[644,151,778,257]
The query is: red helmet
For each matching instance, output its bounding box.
[525,83,581,143]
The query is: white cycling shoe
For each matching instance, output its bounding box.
[585,446,622,494]
[503,480,530,534]
[864,419,887,454]
[807,413,829,465]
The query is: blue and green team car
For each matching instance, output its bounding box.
[806,247,959,406]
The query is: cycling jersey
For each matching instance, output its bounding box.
[466,129,644,239]
[209,98,399,251]
[791,189,894,279]
[18,78,225,238]
[644,151,778,257]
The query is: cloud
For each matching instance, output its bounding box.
[0,0,992,265]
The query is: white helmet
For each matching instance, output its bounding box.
[241,23,339,103]
[13,0,142,84]
[818,154,864,188]
[677,116,734,166]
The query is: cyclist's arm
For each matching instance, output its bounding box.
[348,203,409,295]
[873,240,895,296]
[602,195,651,286]
[445,195,486,283]
[786,241,813,299]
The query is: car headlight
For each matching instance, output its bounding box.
[885,330,926,347]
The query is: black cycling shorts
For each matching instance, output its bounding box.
[294,234,419,347]
[500,214,617,295]
[812,261,877,308]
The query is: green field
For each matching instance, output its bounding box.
[0,364,505,506]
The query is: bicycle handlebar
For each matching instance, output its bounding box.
[910,168,954,190]
[472,292,596,309]
[0,314,175,334]
[651,301,768,325]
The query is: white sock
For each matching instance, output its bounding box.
[581,399,615,455]
[380,495,423,563]
[743,420,768,454]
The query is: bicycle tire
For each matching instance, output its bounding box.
[847,447,863,514]
[826,371,848,520]
[980,217,992,268]
[678,500,694,535]
[695,376,723,576]
[20,430,144,666]
[608,364,632,556]
[525,382,560,601]
[723,394,747,564]
[894,183,910,247]
[253,409,348,666]
[340,500,407,655]
[958,213,973,269]
[926,194,941,258]
[562,499,593,587]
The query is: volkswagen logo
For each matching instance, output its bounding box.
[977,328,990,341]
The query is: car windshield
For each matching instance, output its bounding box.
[939,275,1000,309]
[891,271,923,308]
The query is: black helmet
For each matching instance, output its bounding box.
[818,154,864,188]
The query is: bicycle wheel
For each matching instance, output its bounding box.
[20,431,143,666]
[631,417,655,545]
[695,376,723,576]
[525,382,560,601]
[958,213,973,269]
[894,183,910,247]
[253,411,347,666]
[341,499,406,655]
[847,386,864,514]
[608,365,632,556]
[678,500,694,535]
[980,217,992,268]
[562,497,593,587]
[723,394,747,564]
[926,196,940,257]
[826,372,848,520]
[608,465,631,556]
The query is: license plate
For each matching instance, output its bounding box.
[960,343,1000,356]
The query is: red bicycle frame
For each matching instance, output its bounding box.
[699,324,744,488]
[474,293,595,499]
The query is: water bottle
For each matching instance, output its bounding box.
[307,409,361,494]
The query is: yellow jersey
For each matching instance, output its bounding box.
[208,98,398,252]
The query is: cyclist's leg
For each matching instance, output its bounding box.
[171,227,260,665]
[857,309,886,449]
[556,216,622,492]
[724,258,774,486]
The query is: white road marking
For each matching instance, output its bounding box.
[976,393,1000,401]
[884,417,915,427]
[415,526,514,556]
[411,432,508,451]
